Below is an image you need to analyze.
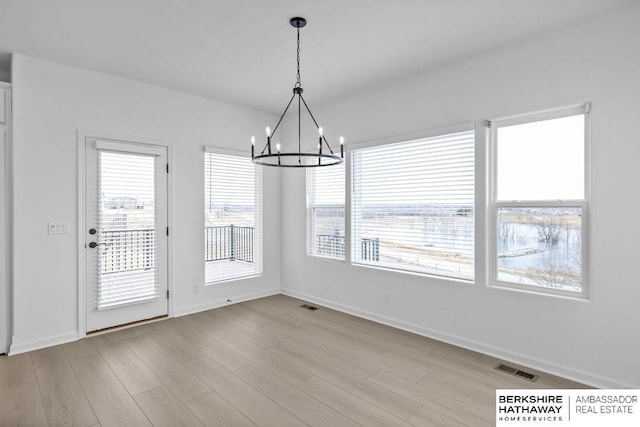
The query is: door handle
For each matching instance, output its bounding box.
[88,242,107,248]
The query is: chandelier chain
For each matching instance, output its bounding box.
[295,28,301,87]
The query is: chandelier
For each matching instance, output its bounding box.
[251,17,344,167]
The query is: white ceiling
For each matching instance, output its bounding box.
[0,0,632,113]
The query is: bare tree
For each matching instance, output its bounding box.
[568,233,582,271]
[525,259,581,291]
[499,222,514,246]
[536,220,562,245]
[526,265,564,289]
[499,222,527,249]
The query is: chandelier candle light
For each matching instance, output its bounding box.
[251,17,344,167]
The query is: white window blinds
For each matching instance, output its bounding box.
[306,162,345,259]
[204,151,262,283]
[97,151,158,309]
[351,129,475,280]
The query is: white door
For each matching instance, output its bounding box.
[85,137,168,332]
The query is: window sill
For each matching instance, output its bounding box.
[351,261,475,285]
[487,281,590,302]
[306,254,347,264]
[204,273,263,286]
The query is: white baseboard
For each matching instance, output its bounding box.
[174,288,281,317]
[9,331,78,356]
[282,288,636,389]
[8,289,280,355]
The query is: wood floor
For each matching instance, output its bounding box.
[0,295,586,426]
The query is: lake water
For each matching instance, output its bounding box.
[359,216,580,274]
[497,223,581,273]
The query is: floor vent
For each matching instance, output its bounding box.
[299,304,318,311]
[495,363,538,382]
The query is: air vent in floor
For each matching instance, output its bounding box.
[299,304,318,311]
[495,363,538,382]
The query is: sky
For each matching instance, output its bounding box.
[497,114,584,201]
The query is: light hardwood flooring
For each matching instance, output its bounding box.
[0,295,587,426]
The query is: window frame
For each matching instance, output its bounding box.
[203,146,263,284]
[348,123,476,282]
[306,161,346,262]
[487,104,591,299]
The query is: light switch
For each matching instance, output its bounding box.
[48,222,70,234]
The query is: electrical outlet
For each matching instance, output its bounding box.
[384,293,391,304]
[193,285,199,294]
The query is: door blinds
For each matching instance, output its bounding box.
[97,151,158,309]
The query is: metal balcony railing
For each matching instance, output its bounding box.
[361,237,380,262]
[316,234,380,261]
[205,225,254,263]
[317,234,346,258]
[99,229,155,274]
[99,227,378,273]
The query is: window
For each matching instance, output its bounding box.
[489,104,589,296]
[306,162,345,260]
[351,128,475,280]
[204,149,262,283]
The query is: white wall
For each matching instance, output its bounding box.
[10,54,280,353]
[281,3,640,388]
